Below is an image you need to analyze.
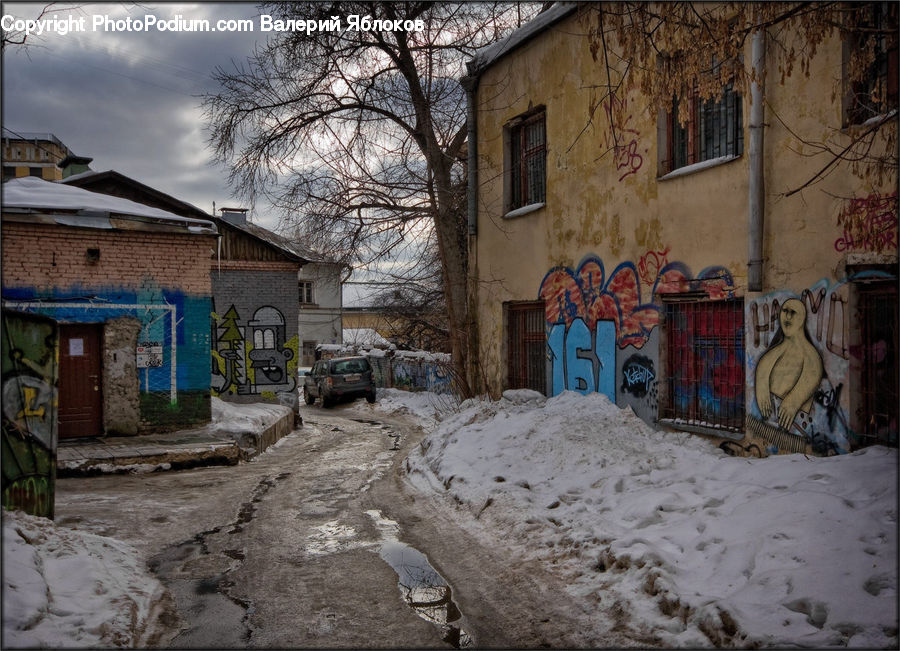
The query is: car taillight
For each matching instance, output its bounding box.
[326,377,333,388]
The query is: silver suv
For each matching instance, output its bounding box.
[303,356,376,407]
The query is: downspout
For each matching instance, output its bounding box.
[463,72,479,236]
[748,27,767,292]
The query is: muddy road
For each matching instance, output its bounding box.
[54,404,610,648]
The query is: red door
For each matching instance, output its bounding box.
[58,324,103,439]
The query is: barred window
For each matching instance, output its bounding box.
[662,85,743,175]
[505,109,546,212]
[844,2,898,126]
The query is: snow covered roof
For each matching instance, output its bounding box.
[343,328,393,348]
[466,3,578,78]
[2,176,217,234]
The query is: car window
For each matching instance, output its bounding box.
[331,359,369,375]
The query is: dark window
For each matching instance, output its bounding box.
[299,281,314,304]
[29,167,43,178]
[662,300,745,432]
[844,2,899,126]
[662,85,743,175]
[506,301,546,394]
[857,282,898,448]
[507,110,546,211]
[3,166,16,180]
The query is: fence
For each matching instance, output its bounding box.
[318,345,454,395]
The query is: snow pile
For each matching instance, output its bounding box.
[209,396,291,434]
[361,388,462,430]
[402,390,898,648]
[2,509,171,648]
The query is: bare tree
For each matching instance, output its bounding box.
[580,2,897,250]
[204,2,539,396]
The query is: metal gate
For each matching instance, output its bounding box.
[506,301,546,394]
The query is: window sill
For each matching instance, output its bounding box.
[842,108,898,133]
[657,154,741,181]
[658,418,744,441]
[504,202,545,219]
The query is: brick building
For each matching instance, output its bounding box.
[1,176,218,436]
[61,170,310,411]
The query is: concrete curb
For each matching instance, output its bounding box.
[57,408,296,476]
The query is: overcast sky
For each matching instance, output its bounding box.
[2,2,277,225]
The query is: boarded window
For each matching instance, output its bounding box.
[662,300,745,432]
[506,301,546,394]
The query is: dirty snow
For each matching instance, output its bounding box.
[371,389,898,648]
[208,396,290,434]
[2,509,169,648]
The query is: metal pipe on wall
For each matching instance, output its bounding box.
[748,27,767,292]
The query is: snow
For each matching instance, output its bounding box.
[4,389,895,648]
[208,396,290,434]
[2,509,169,648]
[373,389,898,648]
[1,176,216,230]
[343,327,393,348]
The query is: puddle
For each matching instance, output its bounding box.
[366,510,474,648]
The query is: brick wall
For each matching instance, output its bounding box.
[211,268,300,407]
[2,221,215,431]
[2,222,213,294]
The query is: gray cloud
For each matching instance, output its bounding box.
[2,3,269,222]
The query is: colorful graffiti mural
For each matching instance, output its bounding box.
[211,304,298,398]
[2,310,58,518]
[745,278,870,455]
[538,253,735,397]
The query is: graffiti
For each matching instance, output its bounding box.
[621,354,655,398]
[547,318,615,397]
[602,96,644,182]
[834,191,898,252]
[2,310,57,518]
[749,283,848,358]
[212,304,297,397]
[539,254,734,399]
[637,247,671,290]
[754,299,824,431]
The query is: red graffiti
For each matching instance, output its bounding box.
[602,96,644,182]
[638,247,671,288]
[835,192,898,252]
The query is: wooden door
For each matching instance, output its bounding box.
[58,324,103,439]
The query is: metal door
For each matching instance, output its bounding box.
[58,323,103,439]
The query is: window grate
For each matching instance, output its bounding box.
[507,301,546,394]
[663,85,743,175]
[510,112,546,209]
[662,300,745,431]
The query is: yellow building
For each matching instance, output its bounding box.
[2,129,91,181]
[466,4,898,455]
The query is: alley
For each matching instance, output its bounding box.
[52,404,603,648]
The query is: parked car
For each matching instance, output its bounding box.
[303,356,376,407]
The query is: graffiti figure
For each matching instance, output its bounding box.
[754,299,824,431]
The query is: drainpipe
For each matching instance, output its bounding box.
[748,27,767,292]
[463,72,479,236]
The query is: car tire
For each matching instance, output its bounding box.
[366,391,376,404]
[322,396,333,408]
[304,390,315,405]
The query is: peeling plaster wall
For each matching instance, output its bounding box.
[471,12,898,453]
[103,317,141,435]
